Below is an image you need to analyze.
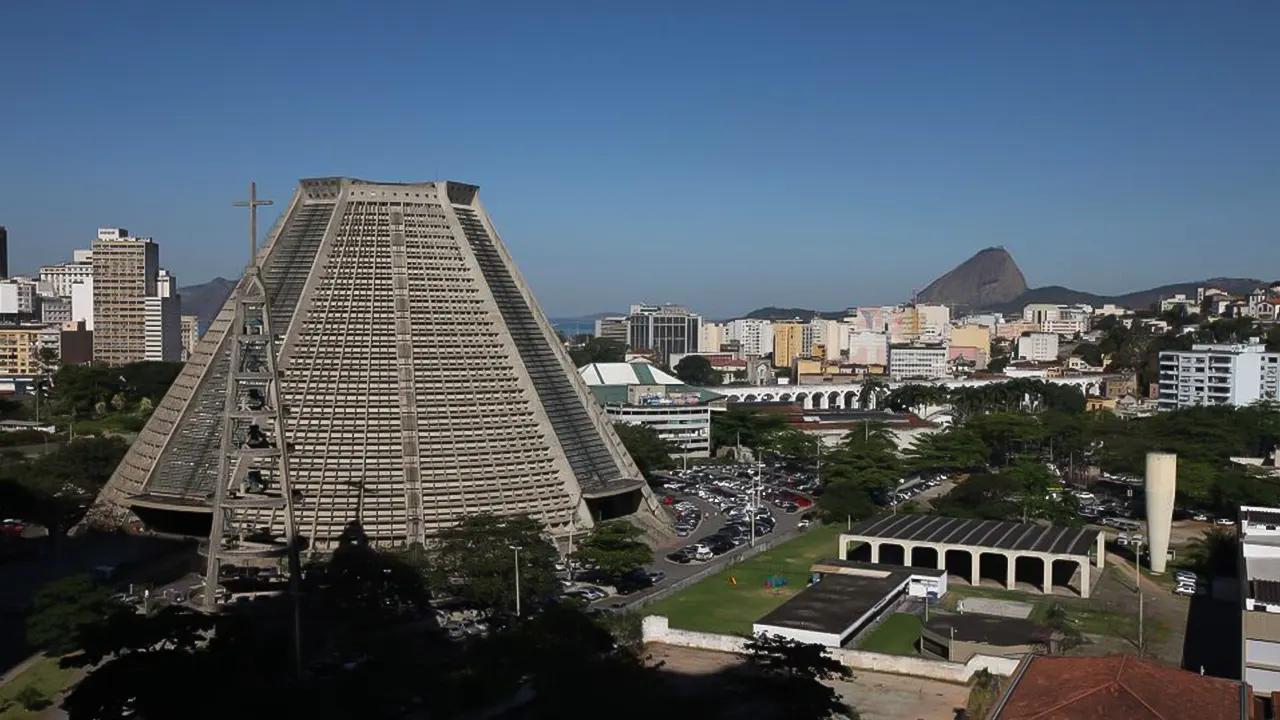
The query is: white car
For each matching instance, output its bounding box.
[1174,584,1196,597]
[1174,570,1198,584]
[1216,518,1234,526]
[1192,513,1209,522]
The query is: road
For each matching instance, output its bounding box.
[588,469,807,608]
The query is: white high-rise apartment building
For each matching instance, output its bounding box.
[71,278,94,330]
[39,250,94,297]
[725,318,774,357]
[1017,332,1060,362]
[1157,341,1280,410]
[144,269,182,361]
[0,280,37,316]
[888,343,948,380]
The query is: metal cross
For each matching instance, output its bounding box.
[233,182,274,264]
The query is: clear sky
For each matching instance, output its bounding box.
[2,1,1277,318]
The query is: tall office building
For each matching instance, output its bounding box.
[86,177,657,549]
[1157,341,1280,410]
[92,228,159,365]
[0,226,8,279]
[627,304,703,363]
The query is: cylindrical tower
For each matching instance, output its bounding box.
[1144,452,1177,574]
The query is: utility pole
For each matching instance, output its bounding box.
[511,545,523,617]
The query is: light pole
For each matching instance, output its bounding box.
[510,545,523,617]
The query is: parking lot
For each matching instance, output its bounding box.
[579,463,814,610]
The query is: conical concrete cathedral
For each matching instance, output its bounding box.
[88,178,658,549]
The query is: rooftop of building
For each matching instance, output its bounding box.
[579,362,724,406]
[845,514,1100,556]
[922,612,1050,646]
[755,560,942,636]
[579,361,682,386]
[989,654,1249,719]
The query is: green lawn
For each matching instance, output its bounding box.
[0,655,77,719]
[645,524,845,635]
[858,613,922,655]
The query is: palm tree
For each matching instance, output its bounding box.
[857,378,888,410]
[1185,527,1238,578]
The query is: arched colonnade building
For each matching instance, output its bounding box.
[839,514,1105,598]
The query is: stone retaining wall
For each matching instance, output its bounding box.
[641,615,1021,683]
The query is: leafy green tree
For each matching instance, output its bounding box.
[857,378,889,409]
[965,413,1044,466]
[771,427,821,464]
[26,573,123,655]
[710,405,789,454]
[432,513,559,614]
[1072,343,1103,367]
[569,337,627,368]
[1001,456,1057,522]
[817,477,883,523]
[573,520,652,578]
[613,422,677,476]
[931,473,1022,520]
[673,355,721,386]
[903,427,989,475]
[741,634,857,720]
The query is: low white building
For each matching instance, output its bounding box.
[1157,340,1280,410]
[578,362,725,459]
[1017,332,1060,362]
[887,343,947,380]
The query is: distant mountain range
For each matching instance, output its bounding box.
[178,277,235,332]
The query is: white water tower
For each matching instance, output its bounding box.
[1144,452,1177,574]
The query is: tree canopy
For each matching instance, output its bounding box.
[673,355,721,386]
[613,422,677,476]
[27,573,125,655]
[569,337,627,368]
[431,513,560,613]
[572,520,652,578]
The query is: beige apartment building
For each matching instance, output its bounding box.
[92,229,158,365]
[0,327,42,374]
[180,314,200,361]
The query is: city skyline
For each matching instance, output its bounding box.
[3,3,1278,317]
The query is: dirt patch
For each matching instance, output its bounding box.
[646,643,968,720]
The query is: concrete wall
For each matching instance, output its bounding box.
[642,615,1021,683]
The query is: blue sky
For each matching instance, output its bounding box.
[1,1,1277,318]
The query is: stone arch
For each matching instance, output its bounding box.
[878,542,906,566]
[827,391,841,409]
[909,545,939,570]
[844,390,858,409]
[761,393,776,402]
[779,393,793,403]
[795,392,810,409]
[1013,555,1045,592]
[744,394,758,403]
[944,548,974,585]
[814,393,827,410]
[977,552,1011,589]
[726,394,739,404]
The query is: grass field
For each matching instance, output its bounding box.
[644,524,844,635]
[0,655,76,719]
[858,613,923,655]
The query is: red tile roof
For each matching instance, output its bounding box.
[991,655,1247,720]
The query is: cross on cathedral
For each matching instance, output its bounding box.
[233,182,274,264]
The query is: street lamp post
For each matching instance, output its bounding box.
[510,545,523,617]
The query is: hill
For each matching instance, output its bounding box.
[917,247,1028,309]
[990,277,1263,314]
[738,306,845,321]
[179,277,236,332]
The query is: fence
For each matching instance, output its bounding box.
[641,615,1022,683]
